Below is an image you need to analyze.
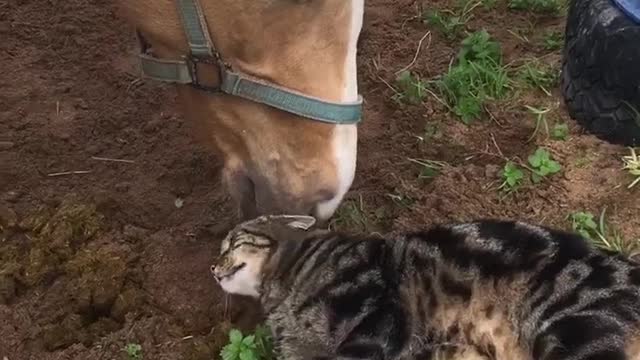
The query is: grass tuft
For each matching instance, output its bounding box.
[551,123,569,140]
[516,59,560,96]
[423,10,470,40]
[423,0,488,40]
[498,161,525,193]
[541,30,564,51]
[524,105,568,142]
[527,147,562,183]
[569,208,640,258]
[622,148,640,189]
[123,343,143,360]
[508,0,565,15]
[435,30,510,124]
[408,158,448,184]
[393,71,428,105]
[221,326,274,360]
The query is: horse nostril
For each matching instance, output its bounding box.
[316,188,337,203]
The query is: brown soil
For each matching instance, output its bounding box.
[1,0,638,359]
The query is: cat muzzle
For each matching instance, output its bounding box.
[211,263,246,282]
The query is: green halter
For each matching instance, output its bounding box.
[136,0,363,125]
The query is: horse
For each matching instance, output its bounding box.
[114,0,365,222]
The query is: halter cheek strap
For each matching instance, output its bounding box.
[136,0,364,125]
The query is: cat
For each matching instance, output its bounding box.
[211,215,640,360]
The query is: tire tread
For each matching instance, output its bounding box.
[561,0,640,146]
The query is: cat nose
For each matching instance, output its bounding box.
[210,265,220,280]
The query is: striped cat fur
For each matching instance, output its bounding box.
[211,215,640,360]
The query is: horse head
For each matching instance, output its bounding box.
[115,0,365,221]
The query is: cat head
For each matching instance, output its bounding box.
[210,214,317,297]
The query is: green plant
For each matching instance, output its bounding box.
[331,196,372,232]
[517,59,559,96]
[454,0,486,6]
[252,326,274,360]
[423,123,443,141]
[387,193,415,208]
[123,343,143,360]
[569,211,598,240]
[569,209,640,258]
[527,147,561,182]
[542,30,563,51]
[498,161,525,192]
[221,326,274,360]
[622,147,640,189]
[477,0,497,8]
[551,123,569,140]
[423,0,483,39]
[435,30,510,124]
[424,10,469,40]
[574,152,595,168]
[525,105,551,142]
[453,96,483,124]
[393,71,428,105]
[508,29,531,44]
[523,105,568,141]
[509,0,564,14]
[458,30,501,63]
[408,158,448,183]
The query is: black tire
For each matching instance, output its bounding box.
[561,0,640,147]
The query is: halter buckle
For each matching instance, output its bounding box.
[185,54,224,93]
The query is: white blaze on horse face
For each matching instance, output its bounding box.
[315,0,363,221]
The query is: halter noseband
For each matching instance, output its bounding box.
[136,0,363,125]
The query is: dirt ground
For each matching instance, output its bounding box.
[1,0,638,359]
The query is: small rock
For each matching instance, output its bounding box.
[485,164,500,179]
[111,288,144,322]
[59,23,79,34]
[143,119,161,133]
[44,197,61,208]
[74,287,92,312]
[0,203,18,229]
[464,165,483,179]
[0,275,16,304]
[433,197,446,212]
[114,182,130,192]
[10,119,28,131]
[598,176,608,185]
[54,132,71,140]
[123,224,148,240]
[85,143,103,155]
[42,314,84,351]
[455,171,468,183]
[94,192,120,217]
[75,99,89,110]
[0,141,14,150]
[3,191,22,203]
[93,282,122,315]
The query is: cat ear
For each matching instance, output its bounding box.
[279,215,316,230]
[239,214,317,232]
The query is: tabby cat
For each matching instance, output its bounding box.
[211,215,640,360]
